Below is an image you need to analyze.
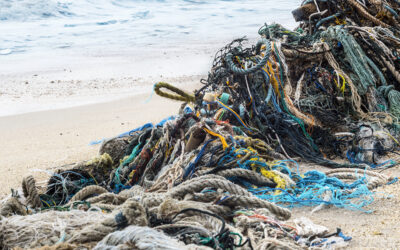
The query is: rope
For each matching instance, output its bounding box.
[154,82,195,102]
[203,127,228,149]
[220,195,291,220]
[3,1,400,248]
[67,185,108,204]
[225,38,271,75]
[378,85,400,118]
[22,175,42,209]
[348,0,390,28]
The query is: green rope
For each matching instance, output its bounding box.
[154,82,196,102]
[378,85,400,119]
[321,26,380,95]
[273,44,318,151]
[115,142,141,185]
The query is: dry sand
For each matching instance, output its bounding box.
[0,78,201,197]
[294,164,400,249]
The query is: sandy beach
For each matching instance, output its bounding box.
[0,42,214,195]
[0,77,202,197]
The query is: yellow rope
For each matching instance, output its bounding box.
[334,73,346,94]
[203,128,228,149]
[258,166,286,191]
[88,173,99,185]
[378,131,399,145]
[154,82,195,103]
[216,99,252,131]
[263,62,280,97]
[233,136,287,192]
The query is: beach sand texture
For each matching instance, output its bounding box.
[0,77,202,197]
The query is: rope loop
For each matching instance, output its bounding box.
[225,38,271,75]
[154,82,196,102]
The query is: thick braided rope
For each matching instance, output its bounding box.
[216,168,275,186]
[34,243,79,250]
[0,210,108,249]
[68,199,147,244]
[220,195,291,220]
[22,175,42,209]
[86,193,127,205]
[179,214,243,237]
[67,215,120,244]
[167,175,233,195]
[140,194,168,209]
[154,223,214,239]
[348,0,390,28]
[157,199,231,220]
[381,57,400,84]
[281,48,325,61]
[190,192,221,203]
[154,82,195,102]
[168,178,253,198]
[173,204,232,220]
[256,237,300,250]
[118,185,145,198]
[118,185,167,208]
[91,203,118,211]
[327,173,384,189]
[67,185,108,204]
[325,168,389,181]
[365,178,387,189]
[189,174,228,182]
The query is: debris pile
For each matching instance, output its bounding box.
[1,1,400,249]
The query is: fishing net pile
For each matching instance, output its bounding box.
[1,1,400,249]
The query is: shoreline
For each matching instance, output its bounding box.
[0,74,205,117]
[0,40,238,117]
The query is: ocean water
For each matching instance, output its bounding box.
[0,0,299,56]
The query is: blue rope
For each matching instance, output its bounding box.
[113,142,143,188]
[183,139,215,179]
[387,177,398,185]
[347,148,397,168]
[89,116,175,145]
[211,144,375,211]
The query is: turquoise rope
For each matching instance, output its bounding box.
[114,143,142,185]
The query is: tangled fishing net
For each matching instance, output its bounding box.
[2,1,400,249]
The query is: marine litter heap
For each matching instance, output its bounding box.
[1,1,400,249]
